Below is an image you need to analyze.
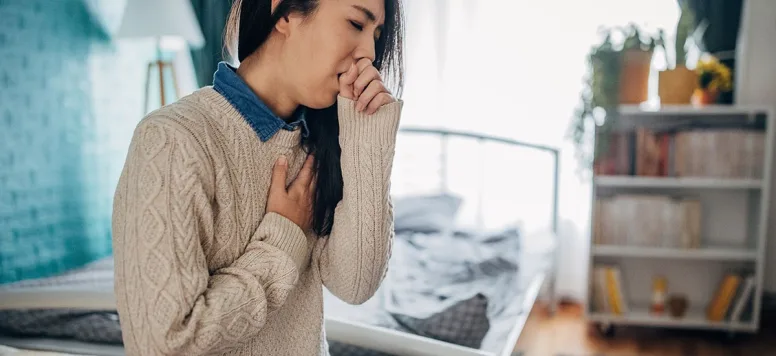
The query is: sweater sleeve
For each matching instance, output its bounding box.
[317,95,403,305]
[112,118,308,356]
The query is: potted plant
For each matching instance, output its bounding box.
[570,33,620,169]
[658,2,700,105]
[692,55,733,106]
[619,23,657,104]
[570,26,658,169]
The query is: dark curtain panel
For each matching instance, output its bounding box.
[190,0,234,88]
[680,0,743,103]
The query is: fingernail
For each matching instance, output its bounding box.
[277,156,287,166]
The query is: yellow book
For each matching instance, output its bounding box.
[707,275,732,320]
[706,276,726,319]
[707,274,741,321]
[605,267,623,315]
[715,276,742,321]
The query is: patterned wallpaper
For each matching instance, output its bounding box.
[0,0,154,283]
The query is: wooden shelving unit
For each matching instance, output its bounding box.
[588,305,757,332]
[585,104,774,335]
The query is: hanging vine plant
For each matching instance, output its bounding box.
[569,24,657,172]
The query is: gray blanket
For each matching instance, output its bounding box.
[325,227,523,355]
[382,228,521,320]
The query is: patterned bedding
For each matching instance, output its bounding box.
[321,227,535,355]
[0,258,119,344]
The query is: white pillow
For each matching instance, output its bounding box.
[392,194,462,234]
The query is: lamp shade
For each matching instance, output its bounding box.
[116,0,205,49]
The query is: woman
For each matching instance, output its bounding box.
[111,0,404,354]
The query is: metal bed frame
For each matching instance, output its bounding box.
[324,127,561,356]
[397,127,560,235]
[395,127,559,314]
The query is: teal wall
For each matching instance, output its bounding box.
[0,0,153,283]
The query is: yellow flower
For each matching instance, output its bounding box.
[696,56,733,92]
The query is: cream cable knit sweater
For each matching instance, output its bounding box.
[112,87,403,355]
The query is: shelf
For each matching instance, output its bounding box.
[592,245,758,261]
[595,176,762,190]
[619,104,771,116]
[588,106,771,335]
[588,306,756,332]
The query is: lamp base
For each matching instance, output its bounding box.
[144,59,180,113]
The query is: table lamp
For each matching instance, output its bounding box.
[116,0,205,111]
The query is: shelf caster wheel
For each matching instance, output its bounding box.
[724,331,742,343]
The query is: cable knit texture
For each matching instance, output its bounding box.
[111,87,402,356]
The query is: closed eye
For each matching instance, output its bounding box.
[349,20,363,31]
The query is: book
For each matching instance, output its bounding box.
[706,273,742,322]
[591,264,628,315]
[728,275,755,322]
[594,128,765,179]
[592,195,702,248]
[591,266,610,313]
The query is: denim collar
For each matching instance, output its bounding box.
[212,61,308,142]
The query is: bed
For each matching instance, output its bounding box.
[0,127,560,356]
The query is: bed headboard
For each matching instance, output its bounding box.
[395,127,559,234]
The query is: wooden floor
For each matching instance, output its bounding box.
[515,302,776,356]
[5,302,776,355]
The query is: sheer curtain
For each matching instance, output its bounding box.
[397,0,680,301]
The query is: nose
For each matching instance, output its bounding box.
[353,36,376,63]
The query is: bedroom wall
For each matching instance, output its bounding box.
[0,0,152,283]
[735,0,776,294]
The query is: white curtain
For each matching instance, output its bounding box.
[396,0,680,301]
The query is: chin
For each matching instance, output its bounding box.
[303,92,338,109]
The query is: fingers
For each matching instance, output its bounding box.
[356,57,373,74]
[353,66,381,99]
[338,63,358,99]
[308,172,317,196]
[356,80,388,113]
[291,155,315,192]
[270,155,289,196]
[342,58,395,114]
[365,93,395,115]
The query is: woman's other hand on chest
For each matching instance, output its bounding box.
[266,154,315,232]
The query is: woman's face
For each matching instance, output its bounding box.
[281,0,385,109]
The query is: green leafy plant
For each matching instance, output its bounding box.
[673,1,696,69]
[569,24,658,171]
[656,2,700,69]
[621,23,658,52]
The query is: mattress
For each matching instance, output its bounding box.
[0,258,116,311]
[322,226,553,354]
[0,337,124,356]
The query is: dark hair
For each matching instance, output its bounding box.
[224,0,404,236]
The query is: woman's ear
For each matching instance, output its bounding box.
[275,14,292,36]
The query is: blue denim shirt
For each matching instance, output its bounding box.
[212,61,308,142]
